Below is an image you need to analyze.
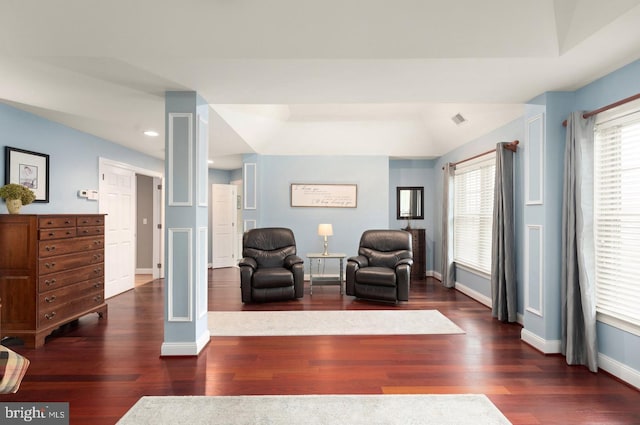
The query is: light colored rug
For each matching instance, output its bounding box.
[208,310,464,336]
[117,394,511,425]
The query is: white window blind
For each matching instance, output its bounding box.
[594,109,640,328]
[453,153,495,273]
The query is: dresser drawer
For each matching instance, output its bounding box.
[39,250,104,276]
[76,226,104,237]
[76,215,105,227]
[39,236,104,258]
[38,264,104,292]
[39,292,105,327]
[38,216,76,229]
[39,227,77,240]
[39,278,104,310]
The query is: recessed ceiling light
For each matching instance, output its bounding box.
[143,130,159,137]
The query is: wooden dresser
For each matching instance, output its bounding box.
[0,214,108,348]
[405,228,426,280]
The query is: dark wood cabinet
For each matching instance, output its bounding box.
[405,228,426,280]
[0,214,108,348]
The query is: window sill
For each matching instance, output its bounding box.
[453,261,491,280]
[596,312,640,337]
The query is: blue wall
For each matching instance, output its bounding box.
[433,117,525,307]
[389,159,437,271]
[430,59,640,386]
[244,155,389,274]
[571,60,640,374]
[0,103,164,213]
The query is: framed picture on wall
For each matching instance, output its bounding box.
[4,146,50,203]
[290,183,357,208]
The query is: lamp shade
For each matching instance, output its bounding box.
[317,223,333,237]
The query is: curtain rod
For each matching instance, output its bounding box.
[562,92,640,127]
[441,140,519,170]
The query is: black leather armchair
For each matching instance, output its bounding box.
[346,229,413,303]
[239,227,304,303]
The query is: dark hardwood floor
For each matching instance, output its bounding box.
[2,267,639,424]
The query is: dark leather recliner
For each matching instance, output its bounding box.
[239,227,304,303]
[346,229,413,303]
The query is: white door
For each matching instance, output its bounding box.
[100,163,136,298]
[211,184,237,268]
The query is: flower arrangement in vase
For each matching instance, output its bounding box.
[0,183,36,214]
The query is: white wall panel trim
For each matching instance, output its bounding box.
[525,224,544,317]
[525,113,545,205]
[168,112,193,206]
[167,227,193,321]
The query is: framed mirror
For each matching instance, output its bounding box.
[396,186,424,220]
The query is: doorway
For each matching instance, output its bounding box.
[211,184,238,269]
[135,175,154,286]
[99,158,163,298]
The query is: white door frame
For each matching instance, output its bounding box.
[99,158,165,288]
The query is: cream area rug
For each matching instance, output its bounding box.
[208,310,464,336]
[117,394,511,425]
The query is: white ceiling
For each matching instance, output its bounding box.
[2,0,640,169]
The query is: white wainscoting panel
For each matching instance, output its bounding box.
[243,163,257,210]
[197,227,208,319]
[525,224,544,317]
[197,113,208,207]
[168,112,193,206]
[167,228,193,322]
[525,113,544,205]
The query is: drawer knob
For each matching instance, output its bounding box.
[94,295,102,302]
[45,245,56,252]
[45,262,56,269]
[94,268,102,274]
[45,279,57,286]
[44,312,57,320]
[48,232,55,237]
[45,295,57,303]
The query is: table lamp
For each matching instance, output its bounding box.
[318,223,333,256]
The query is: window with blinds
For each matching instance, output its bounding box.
[453,152,496,274]
[594,108,640,329]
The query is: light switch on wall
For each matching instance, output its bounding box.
[142,218,147,225]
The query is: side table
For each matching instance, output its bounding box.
[306,253,346,295]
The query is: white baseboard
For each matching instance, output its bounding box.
[451,281,524,325]
[520,328,561,354]
[598,352,640,390]
[454,281,492,309]
[161,331,210,356]
[520,330,640,390]
[135,268,153,274]
[428,269,639,390]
